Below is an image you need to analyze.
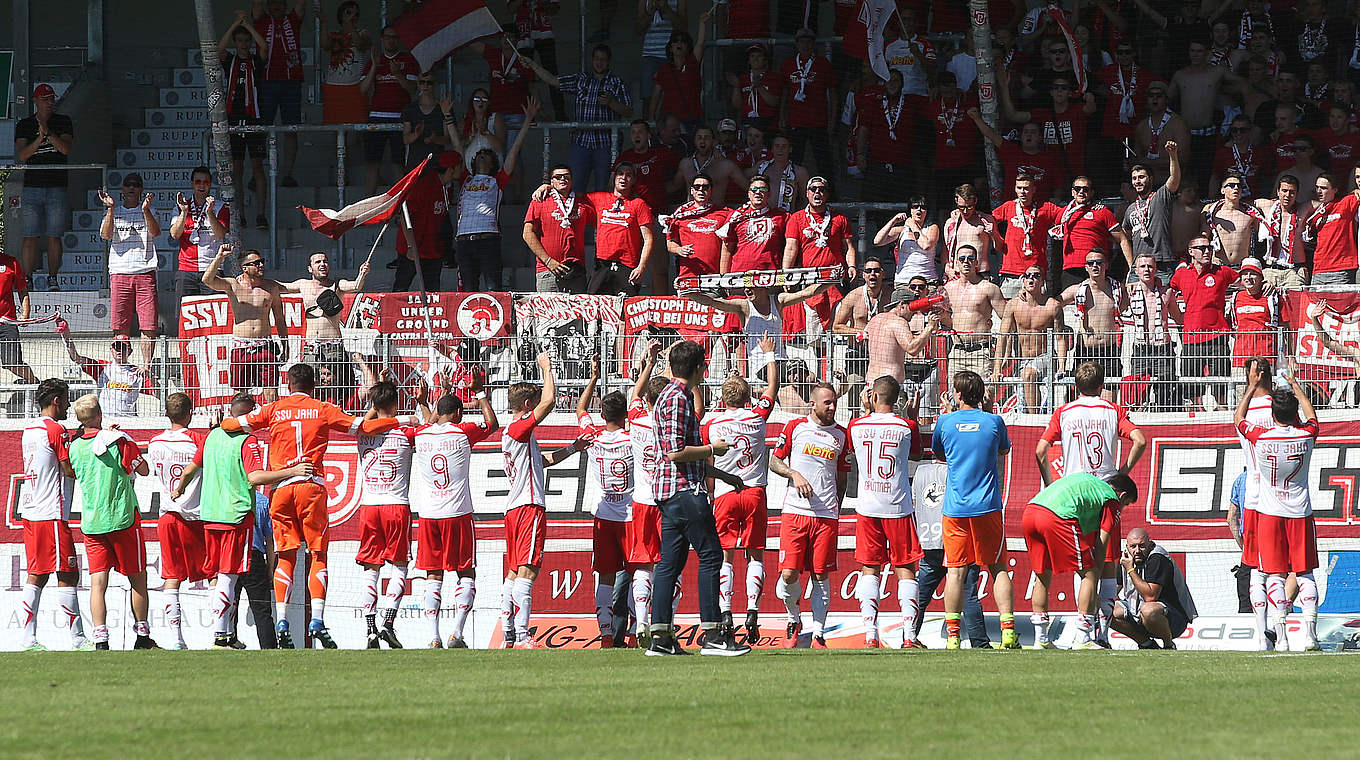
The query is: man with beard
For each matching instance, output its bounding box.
[1122,141,1182,278]
[671,125,748,208]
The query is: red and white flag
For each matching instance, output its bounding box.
[299,156,430,239]
[1043,3,1088,95]
[843,0,898,81]
[394,0,502,72]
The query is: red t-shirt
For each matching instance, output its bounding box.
[999,142,1063,202]
[483,46,536,116]
[737,71,780,120]
[1271,132,1299,172]
[254,11,303,81]
[926,95,979,170]
[1060,204,1120,270]
[668,207,732,278]
[726,0,770,37]
[1170,263,1240,342]
[1313,192,1360,274]
[779,55,834,128]
[0,254,26,320]
[995,200,1062,275]
[366,51,420,118]
[1031,106,1088,180]
[525,193,593,272]
[1313,128,1360,177]
[1212,144,1269,198]
[396,173,450,261]
[652,56,704,122]
[723,211,787,272]
[615,146,680,210]
[1095,64,1161,142]
[865,93,921,164]
[785,208,850,268]
[586,192,655,268]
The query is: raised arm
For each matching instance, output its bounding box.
[966,106,1007,148]
[577,353,601,417]
[630,339,661,401]
[503,97,540,177]
[1288,359,1317,423]
[1121,427,1147,475]
[686,289,748,315]
[874,213,907,246]
[532,352,556,423]
[202,243,233,294]
[776,281,832,308]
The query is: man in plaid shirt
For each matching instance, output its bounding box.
[647,340,750,656]
[526,44,633,192]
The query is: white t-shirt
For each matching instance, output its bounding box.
[108,204,157,275]
[1042,396,1138,479]
[578,413,632,522]
[502,412,546,510]
[627,399,658,508]
[847,412,917,518]
[19,418,75,522]
[773,416,851,518]
[1238,419,1319,518]
[146,428,206,519]
[701,396,775,496]
[1237,394,1275,512]
[79,359,149,418]
[457,170,510,236]
[356,426,416,507]
[411,420,494,519]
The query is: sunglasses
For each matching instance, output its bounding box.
[472,96,489,102]
[909,203,928,210]
[1086,259,1107,266]
[242,260,265,268]
[906,283,925,289]
[1022,272,1041,279]
[691,183,711,190]
[1223,181,1242,188]
[192,179,211,185]
[956,255,977,263]
[1072,186,1091,193]
[750,186,769,194]
[1189,244,1212,251]
[551,173,571,180]
[808,186,827,194]
[863,268,884,275]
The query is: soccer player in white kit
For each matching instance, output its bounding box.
[1232,357,1286,650]
[355,381,417,649]
[1034,360,1146,645]
[576,355,636,646]
[1234,361,1322,651]
[624,342,670,648]
[18,378,92,651]
[847,376,926,648]
[700,338,778,643]
[412,374,498,649]
[770,382,851,648]
[146,393,208,649]
[500,353,589,648]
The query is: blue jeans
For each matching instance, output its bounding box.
[568,140,614,194]
[21,186,69,238]
[455,234,504,291]
[651,490,723,629]
[913,549,990,646]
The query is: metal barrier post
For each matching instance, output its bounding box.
[857,207,867,268]
[543,123,552,182]
[157,335,170,407]
[336,129,347,265]
[610,129,619,164]
[268,129,279,267]
[1045,327,1056,410]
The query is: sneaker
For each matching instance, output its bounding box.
[1163,640,1177,650]
[782,622,801,649]
[599,636,615,649]
[379,626,403,649]
[428,638,444,649]
[1093,638,1112,649]
[864,636,883,649]
[366,631,381,649]
[23,642,48,652]
[1303,639,1322,652]
[636,623,652,651]
[171,641,188,651]
[945,636,962,650]
[447,636,469,649]
[1137,639,1162,650]
[1074,641,1107,650]
[721,610,733,631]
[213,636,247,650]
[514,637,536,649]
[308,621,338,650]
[72,639,95,652]
[277,621,294,649]
[700,629,752,657]
[1030,641,1058,650]
[902,637,927,650]
[1001,629,1021,649]
[644,634,690,656]
[94,641,110,650]
[811,635,828,649]
[133,635,161,650]
[612,626,629,649]
[501,625,517,649]
[743,610,760,645]
[48,282,61,292]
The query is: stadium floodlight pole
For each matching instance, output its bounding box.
[193,0,242,254]
[968,0,1005,209]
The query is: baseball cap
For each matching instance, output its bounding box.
[1147,81,1168,94]
[746,43,766,55]
[438,150,462,169]
[121,172,145,187]
[33,84,56,100]
[111,334,133,349]
[1239,258,1264,276]
[717,118,738,133]
[794,27,816,39]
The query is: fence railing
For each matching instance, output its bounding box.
[1,318,1347,422]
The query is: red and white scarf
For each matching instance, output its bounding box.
[1264,199,1302,266]
[1046,2,1088,94]
[1204,199,1273,253]
[1114,64,1138,124]
[726,202,772,230]
[802,206,834,249]
[225,52,260,119]
[1239,10,1273,50]
[550,189,578,230]
[1050,200,1090,240]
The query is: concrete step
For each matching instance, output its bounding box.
[87,188,184,208]
[159,87,209,108]
[129,128,205,149]
[172,67,205,88]
[145,108,208,127]
[56,251,108,273]
[116,147,205,169]
[108,167,194,189]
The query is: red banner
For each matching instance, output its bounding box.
[1288,289,1360,380]
[177,295,308,406]
[346,291,511,344]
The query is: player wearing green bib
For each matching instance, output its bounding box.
[67,394,156,650]
[176,395,310,649]
[1021,472,1137,650]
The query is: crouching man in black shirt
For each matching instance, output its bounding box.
[1112,528,1196,649]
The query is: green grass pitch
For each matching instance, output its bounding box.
[3,650,1357,758]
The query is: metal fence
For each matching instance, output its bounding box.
[1,316,1345,423]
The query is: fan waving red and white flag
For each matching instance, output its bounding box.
[394,0,502,72]
[299,156,431,239]
[843,0,897,81]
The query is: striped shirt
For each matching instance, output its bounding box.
[557,71,632,149]
[652,379,704,503]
